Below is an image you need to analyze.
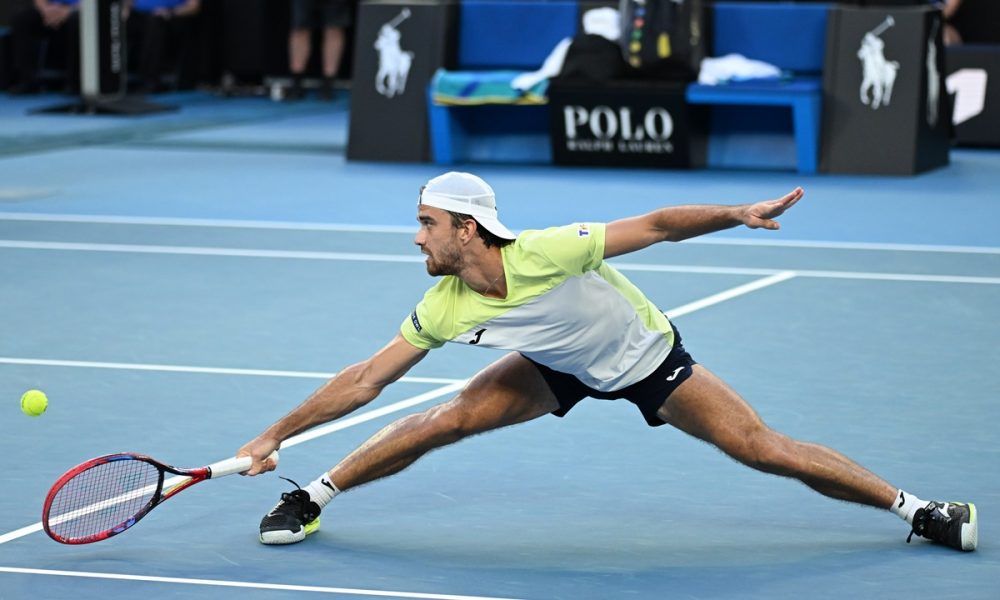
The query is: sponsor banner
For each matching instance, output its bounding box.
[548,82,706,168]
[820,6,949,174]
[348,0,457,162]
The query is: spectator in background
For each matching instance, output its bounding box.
[127,0,201,93]
[937,0,963,46]
[285,0,352,101]
[8,0,80,95]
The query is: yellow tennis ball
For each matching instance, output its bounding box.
[20,389,48,417]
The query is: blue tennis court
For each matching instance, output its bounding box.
[0,91,997,599]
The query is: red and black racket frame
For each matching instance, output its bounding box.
[42,453,208,545]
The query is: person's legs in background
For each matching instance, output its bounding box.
[318,25,344,100]
[316,0,351,100]
[10,6,46,94]
[286,0,314,100]
[171,12,200,89]
[9,5,78,94]
[137,12,168,92]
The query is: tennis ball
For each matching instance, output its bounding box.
[20,389,48,417]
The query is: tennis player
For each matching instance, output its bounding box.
[238,172,977,551]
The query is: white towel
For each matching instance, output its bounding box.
[510,7,622,92]
[511,37,573,91]
[698,53,782,85]
[583,7,620,41]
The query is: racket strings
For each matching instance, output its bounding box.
[47,459,161,541]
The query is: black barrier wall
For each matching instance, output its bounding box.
[820,5,950,175]
[946,45,1000,147]
[347,0,457,163]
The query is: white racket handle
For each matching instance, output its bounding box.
[207,450,279,479]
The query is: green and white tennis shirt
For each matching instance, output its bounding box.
[400,223,676,392]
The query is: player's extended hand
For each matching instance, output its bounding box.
[742,187,804,230]
[237,436,280,476]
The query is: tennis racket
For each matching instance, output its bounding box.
[42,451,277,545]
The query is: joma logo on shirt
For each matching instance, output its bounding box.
[469,329,486,344]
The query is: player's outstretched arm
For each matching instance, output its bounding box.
[604,187,804,258]
[238,334,428,475]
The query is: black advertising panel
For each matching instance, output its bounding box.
[548,81,706,168]
[348,0,457,162]
[821,5,949,174]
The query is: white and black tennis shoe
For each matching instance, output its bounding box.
[259,480,321,545]
[907,501,977,551]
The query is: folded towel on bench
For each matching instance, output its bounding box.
[698,53,782,85]
[431,70,550,106]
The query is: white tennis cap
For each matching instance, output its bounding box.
[420,172,516,240]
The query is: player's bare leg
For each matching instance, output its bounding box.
[657,364,977,551]
[259,353,559,544]
[657,364,897,507]
[330,352,560,490]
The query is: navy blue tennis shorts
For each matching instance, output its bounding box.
[523,323,697,427]
[292,0,353,29]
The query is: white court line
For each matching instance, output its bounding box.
[281,381,466,449]
[683,236,1000,255]
[0,240,423,263]
[0,523,43,545]
[2,239,998,284]
[1,212,997,255]
[613,262,1000,286]
[0,357,462,385]
[0,567,526,600]
[0,381,466,546]
[0,272,793,547]
[794,269,1000,286]
[0,273,793,593]
[666,271,797,319]
[0,212,418,234]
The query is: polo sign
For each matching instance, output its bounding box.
[562,105,676,154]
[548,81,705,168]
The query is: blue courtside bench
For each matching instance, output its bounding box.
[426,0,579,164]
[424,0,833,169]
[687,2,832,173]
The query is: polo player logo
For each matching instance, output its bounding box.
[926,19,941,127]
[374,8,414,98]
[857,16,900,110]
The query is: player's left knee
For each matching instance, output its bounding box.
[745,429,799,475]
